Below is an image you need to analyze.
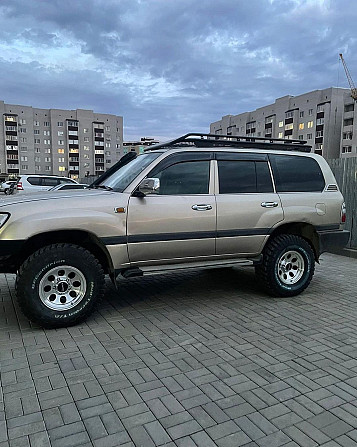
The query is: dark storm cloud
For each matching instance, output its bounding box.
[0,0,356,139]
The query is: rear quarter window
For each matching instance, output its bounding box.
[27,177,41,186]
[269,154,325,192]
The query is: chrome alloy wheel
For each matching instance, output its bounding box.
[277,250,305,285]
[39,266,87,311]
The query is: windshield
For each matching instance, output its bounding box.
[98,152,162,192]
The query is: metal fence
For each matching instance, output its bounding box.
[327,157,357,248]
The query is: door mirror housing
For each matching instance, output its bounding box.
[135,178,160,196]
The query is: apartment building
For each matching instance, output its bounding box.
[340,99,357,158]
[0,101,123,179]
[210,87,350,159]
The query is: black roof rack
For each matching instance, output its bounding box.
[145,133,312,153]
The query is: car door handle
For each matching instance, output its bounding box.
[192,204,212,211]
[261,201,279,208]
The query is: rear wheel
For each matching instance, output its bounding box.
[256,234,315,297]
[16,244,105,328]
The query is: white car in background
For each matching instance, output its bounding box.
[17,175,78,193]
[0,181,18,194]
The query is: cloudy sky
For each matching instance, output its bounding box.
[0,0,356,140]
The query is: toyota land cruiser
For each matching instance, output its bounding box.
[0,133,350,328]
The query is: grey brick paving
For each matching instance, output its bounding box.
[1,254,357,445]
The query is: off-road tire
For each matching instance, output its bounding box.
[256,234,315,297]
[16,244,105,328]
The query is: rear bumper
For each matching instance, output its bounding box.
[318,230,350,255]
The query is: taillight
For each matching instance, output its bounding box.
[17,182,23,190]
[341,202,346,223]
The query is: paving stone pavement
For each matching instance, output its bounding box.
[1,253,357,446]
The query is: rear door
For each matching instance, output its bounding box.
[215,152,284,256]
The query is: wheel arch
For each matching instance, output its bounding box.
[267,222,320,261]
[17,230,114,276]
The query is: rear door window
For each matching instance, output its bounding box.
[269,155,325,192]
[218,160,273,194]
[42,177,59,187]
[27,177,41,186]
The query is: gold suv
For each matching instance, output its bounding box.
[0,133,350,328]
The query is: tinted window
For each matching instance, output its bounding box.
[218,161,273,194]
[59,178,76,184]
[42,177,59,186]
[155,161,210,195]
[27,176,41,186]
[270,155,325,192]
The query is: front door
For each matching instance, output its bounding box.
[215,153,284,256]
[127,156,216,265]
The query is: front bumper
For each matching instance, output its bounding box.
[318,229,350,255]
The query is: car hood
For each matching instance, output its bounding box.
[0,189,112,207]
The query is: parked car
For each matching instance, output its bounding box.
[0,181,18,194]
[48,183,88,192]
[16,175,77,193]
[0,133,350,328]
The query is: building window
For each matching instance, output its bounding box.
[20,156,28,161]
[45,157,51,162]
[59,166,66,171]
[343,132,353,140]
[44,139,50,145]
[6,126,17,131]
[344,104,354,113]
[21,165,28,170]
[45,148,51,153]
[34,138,40,144]
[20,128,27,133]
[285,111,294,118]
[58,149,65,153]
[84,154,90,159]
[20,137,27,143]
[34,121,40,126]
[20,146,27,151]
[19,119,26,125]
[83,128,89,133]
[285,124,293,130]
[105,143,111,147]
[58,131,64,136]
[35,165,41,171]
[299,123,304,130]
[105,126,110,131]
[316,118,324,125]
[83,145,90,150]
[278,132,283,138]
[35,156,41,162]
[44,121,50,127]
[317,105,324,112]
[59,157,65,162]
[316,130,323,137]
[57,121,64,127]
[35,148,41,153]
[45,166,51,171]
[342,146,352,153]
[299,111,304,118]
[58,140,64,145]
[307,133,312,139]
[84,137,89,142]
[34,129,40,135]
[298,135,304,140]
[307,121,313,128]
[278,121,283,128]
[344,118,354,126]
[308,109,313,115]
[44,130,50,136]
[68,121,78,127]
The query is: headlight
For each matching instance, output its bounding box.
[0,213,10,228]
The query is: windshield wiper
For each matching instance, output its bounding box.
[92,185,113,191]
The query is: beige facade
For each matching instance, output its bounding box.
[210,87,350,160]
[0,101,123,179]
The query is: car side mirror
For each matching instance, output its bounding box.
[135,178,160,196]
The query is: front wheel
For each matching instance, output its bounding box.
[256,234,315,297]
[16,244,105,328]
